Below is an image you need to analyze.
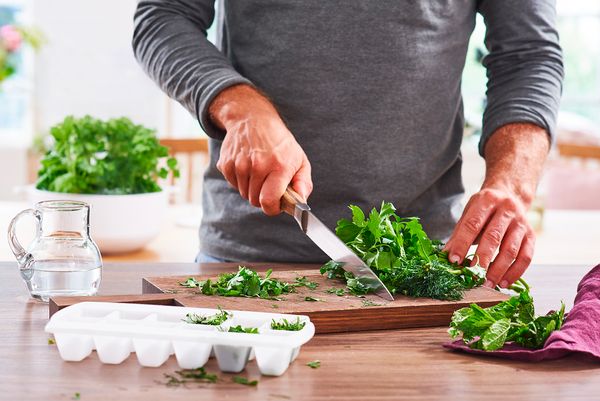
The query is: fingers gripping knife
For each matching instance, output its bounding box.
[280,188,394,301]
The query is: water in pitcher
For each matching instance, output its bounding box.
[25,259,101,302]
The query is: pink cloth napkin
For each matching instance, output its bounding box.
[444,264,600,361]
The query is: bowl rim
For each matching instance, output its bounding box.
[29,186,167,198]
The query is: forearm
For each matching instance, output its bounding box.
[132,0,251,139]
[482,123,550,207]
[209,84,281,131]
[478,0,563,156]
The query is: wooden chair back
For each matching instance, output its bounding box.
[159,138,209,203]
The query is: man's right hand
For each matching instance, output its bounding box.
[209,84,313,215]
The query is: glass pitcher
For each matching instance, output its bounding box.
[8,200,102,302]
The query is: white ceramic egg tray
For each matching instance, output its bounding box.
[45,302,315,376]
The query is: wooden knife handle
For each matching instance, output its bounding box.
[281,187,305,216]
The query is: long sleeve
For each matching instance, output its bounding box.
[132,0,253,139]
[477,0,564,155]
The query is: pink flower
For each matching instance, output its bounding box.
[0,25,22,52]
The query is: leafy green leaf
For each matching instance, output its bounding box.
[449,289,565,351]
[478,318,511,351]
[306,360,321,369]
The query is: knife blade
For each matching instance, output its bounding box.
[281,188,394,301]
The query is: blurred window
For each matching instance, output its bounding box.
[462,0,600,133]
[0,1,33,145]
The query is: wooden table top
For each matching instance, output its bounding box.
[1,261,599,401]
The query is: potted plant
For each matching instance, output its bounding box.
[29,115,179,253]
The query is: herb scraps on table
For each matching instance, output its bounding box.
[320,202,486,301]
[361,299,382,307]
[306,360,321,369]
[326,287,345,296]
[232,376,259,386]
[304,296,321,302]
[162,367,218,387]
[293,276,319,290]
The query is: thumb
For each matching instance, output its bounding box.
[290,156,313,202]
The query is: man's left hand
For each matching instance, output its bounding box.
[443,123,550,289]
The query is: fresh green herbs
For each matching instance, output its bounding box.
[306,360,321,369]
[449,280,565,351]
[321,202,486,300]
[326,287,345,296]
[232,376,259,386]
[304,296,321,302]
[226,325,259,334]
[180,266,293,300]
[47,337,55,345]
[271,317,306,331]
[36,116,179,194]
[163,367,218,387]
[294,276,319,290]
[183,307,231,325]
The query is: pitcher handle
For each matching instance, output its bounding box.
[7,208,41,268]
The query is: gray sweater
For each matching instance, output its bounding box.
[133,0,563,263]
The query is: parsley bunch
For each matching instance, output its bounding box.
[449,280,565,350]
[181,266,293,300]
[36,115,179,194]
[321,202,486,300]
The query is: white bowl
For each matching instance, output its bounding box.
[26,187,167,254]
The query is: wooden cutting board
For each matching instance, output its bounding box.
[140,268,508,334]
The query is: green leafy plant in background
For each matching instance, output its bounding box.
[320,202,486,301]
[36,115,179,194]
[449,280,565,350]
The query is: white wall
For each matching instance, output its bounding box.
[32,0,167,133]
[0,0,186,200]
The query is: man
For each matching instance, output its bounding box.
[133,1,563,289]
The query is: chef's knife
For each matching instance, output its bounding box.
[281,188,394,301]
